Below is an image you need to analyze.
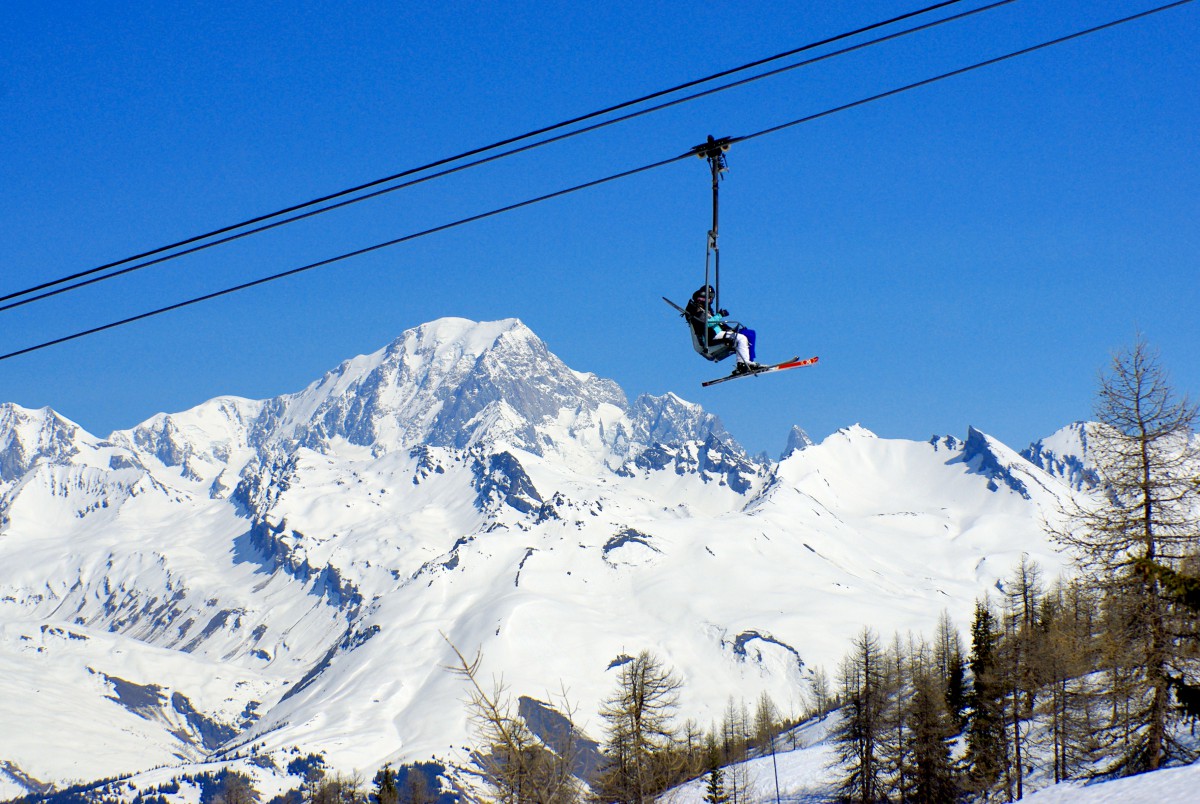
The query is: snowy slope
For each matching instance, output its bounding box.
[661,716,1200,804]
[0,317,1086,795]
[1021,761,1200,803]
[661,716,840,803]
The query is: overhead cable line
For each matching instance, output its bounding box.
[0,0,969,307]
[1,0,1192,364]
[0,156,690,362]
[729,0,1196,149]
[0,0,1018,315]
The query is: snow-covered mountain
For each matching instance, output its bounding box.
[0,317,1086,798]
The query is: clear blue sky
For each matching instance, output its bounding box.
[2,0,1197,457]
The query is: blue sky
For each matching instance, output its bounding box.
[2,0,1197,456]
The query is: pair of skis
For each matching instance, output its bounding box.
[701,355,819,387]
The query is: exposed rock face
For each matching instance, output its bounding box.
[0,404,86,482]
[1021,422,1100,491]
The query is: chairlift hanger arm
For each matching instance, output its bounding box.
[692,135,731,216]
[690,135,732,311]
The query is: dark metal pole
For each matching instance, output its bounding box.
[710,151,721,312]
[691,135,731,317]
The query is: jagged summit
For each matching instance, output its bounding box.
[781,425,813,459]
[626,391,737,455]
[957,425,1040,499]
[250,316,621,454]
[830,423,878,441]
[1022,421,1099,490]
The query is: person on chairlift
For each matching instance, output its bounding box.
[685,284,760,375]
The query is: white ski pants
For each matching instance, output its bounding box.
[713,329,752,364]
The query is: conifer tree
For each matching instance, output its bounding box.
[906,667,959,803]
[213,773,258,804]
[946,650,968,731]
[702,766,727,804]
[403,770,433,804]
[753,692,782,804]
[1144,555,1200,730]
[999,556,1044,798]
[832,628,889,802]
[371,768,397,804]
[310,775,359,804]
[876,634,911,800]
[719,698,751,804]
[1038,579,1103,783]
[698,731,729,804]
[934,610,968,728]
[964,600,1006,798]
[680,718,706,779]
[596,649,684,804]
[1053,336,1200,773]
[808,666,832,722]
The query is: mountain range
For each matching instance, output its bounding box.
[0,317,1092,798]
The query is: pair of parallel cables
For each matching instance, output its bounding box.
[1,0,1193,361]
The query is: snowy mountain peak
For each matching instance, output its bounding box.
[950,425,1092,503]
[959,425,1033,498]
[626,391,737,455]
[112,397,265,479]
[833,423,877,441]
[248,317,628,457]
[0,403,92,482]
[410,315,527,355]
[781,425,813,458]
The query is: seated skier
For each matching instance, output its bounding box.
[685,284,760,375]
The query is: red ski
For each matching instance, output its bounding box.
[701,355,819,387]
